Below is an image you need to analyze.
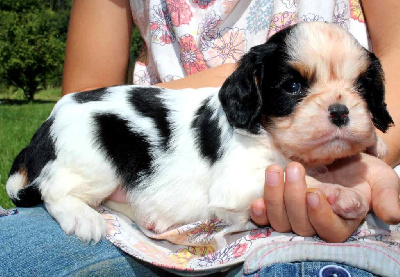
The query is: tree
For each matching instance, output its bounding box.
[0,1,70,101]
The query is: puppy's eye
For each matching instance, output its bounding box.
[356,80,366,94]
[282,81,302,95]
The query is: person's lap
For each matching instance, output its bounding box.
[1,205,375,276]
[0,205,170,276]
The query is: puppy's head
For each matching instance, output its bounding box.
[219,22,393,166]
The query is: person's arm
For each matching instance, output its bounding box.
[62,0,133,95]
[154,63,236,89]
[362,0,400,167]
[361,0,400,223]
[62,0,236,95]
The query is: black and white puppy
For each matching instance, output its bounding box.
[7,22,393,242]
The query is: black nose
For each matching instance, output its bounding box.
[328,104,349,127]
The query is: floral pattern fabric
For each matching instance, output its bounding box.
[129,0,369,85]
[100,207,400,275]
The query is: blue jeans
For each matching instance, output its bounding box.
[1,205,375,276]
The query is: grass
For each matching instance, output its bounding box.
[0,88,61,208]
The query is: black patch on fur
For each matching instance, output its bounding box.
[219,24,308,133]
[191,97,222,164]
[8,117,57,207]
[357,52,394,132]
[94,113,153,189]
[73,87,109,103]
[127,87,172,150]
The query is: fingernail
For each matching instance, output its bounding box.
[266,170,280,186]
[286,165,300,182]
[252,207,264,217]
[307,192,320,208]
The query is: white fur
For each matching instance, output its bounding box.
[6,22,385,242]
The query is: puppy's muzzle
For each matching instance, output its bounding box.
[328,103,349,127]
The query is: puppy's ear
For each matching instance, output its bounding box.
[219,44,274,133]
[360,52,394,133]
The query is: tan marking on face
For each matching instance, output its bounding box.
[286,22,369,84]
[290,61,314,81]
[261,23,380,166]
[19,168,29,188]
[267,85,376,166]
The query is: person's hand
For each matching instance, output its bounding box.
[250,153,400,242]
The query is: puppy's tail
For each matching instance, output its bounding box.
[6,149,42,207]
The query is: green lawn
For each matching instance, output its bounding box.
[0,88,61,208]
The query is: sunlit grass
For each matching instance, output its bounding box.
[0,87,61,208]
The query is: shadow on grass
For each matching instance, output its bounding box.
[0,98,57,105]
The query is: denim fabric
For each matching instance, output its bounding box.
[242,262,375,277]
[1,205,376,277]
[0,205,172,277]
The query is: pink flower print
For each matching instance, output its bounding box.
[333,1,350,29]
[248,227,273,240]
[166,0,193,27]
[350,0,365,23]
[193,0,216,9]
[204,27,247,67]
[187,218,227,244]
[267,12,298,38]
[178,34,207,76]
[150,4,175,45]
[198,10,222,51]
[231,242,250,258]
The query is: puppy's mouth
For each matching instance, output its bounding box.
[304,128,359,149]
[293,127,375,167]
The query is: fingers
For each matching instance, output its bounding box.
[307,189,363,242]
[250,198,269,226]
[371,169,400,224]
[284,162,315,236]
[263,165,291,232]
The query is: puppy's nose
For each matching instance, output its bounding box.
[328,104,349,127]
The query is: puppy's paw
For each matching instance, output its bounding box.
[315,183,369,220]
[65,208,107,243]
[46,198,107,243]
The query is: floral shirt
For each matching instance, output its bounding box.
[129,0,368,85]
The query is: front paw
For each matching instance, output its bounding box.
[46,199,107,243]
[315,183,369,220]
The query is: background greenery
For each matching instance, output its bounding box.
[0,0,143,208]
[0,88,60,208]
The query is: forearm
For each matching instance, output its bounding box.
[378,53,400,166]
[362,0,400,166]
[62,0,133,95]
[155,63,236,89]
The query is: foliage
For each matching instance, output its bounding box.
[0,87,61,209]
[131,26,143,62]
[0,0,71,101]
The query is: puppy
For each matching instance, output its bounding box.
[6,22,393,242]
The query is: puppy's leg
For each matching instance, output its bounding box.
[40,165,118,242]
[211,209,257,249]
[45,196,107,242]
[306,176,369,220]
[366,135,388,160]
